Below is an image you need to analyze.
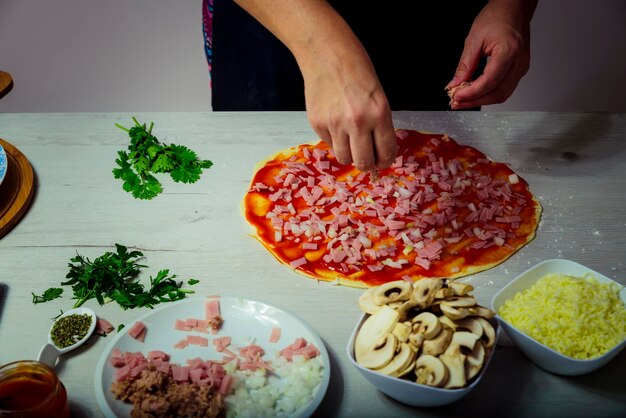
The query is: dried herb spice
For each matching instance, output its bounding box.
[51,313,92,348]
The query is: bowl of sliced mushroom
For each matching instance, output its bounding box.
[346,278,500,407]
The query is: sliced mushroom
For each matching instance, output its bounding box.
[434,286,453,300]
[355,306,399,369]
[372,280,412,305]
[374,342,416,377]
[476,317,496,348]
[448,281,474,296]
[410,278,443,309]
[357,333,398,370]
[452,317,483,338]
[467,306,496,319]
[441,349,467,389]
[438,315,458,331]
[415,355,449,387]
[444,331,480,357]
[408,332,425,350]
[421,325,453,356]
[441,295,477,308]
[387,300,405,310]
[411,312,442,340]
[358,287,382,314]
[465,340,486,380]
[397,357,417,378]
[440,331,480,389]
[396,301,421,322]
[392,322,411,343]
[440,303,471,320]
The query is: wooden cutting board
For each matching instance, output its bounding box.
[0,138,35,239]
[0,71,13,99]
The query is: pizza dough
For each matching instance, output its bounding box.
[243,130,541,288]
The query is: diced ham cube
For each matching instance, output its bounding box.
[115,365,131,382]
[269,327,281,343]
[96,317,114,335]
[128,321,147,342]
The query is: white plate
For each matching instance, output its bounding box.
[0,144,7,187]
[94,296,330,418]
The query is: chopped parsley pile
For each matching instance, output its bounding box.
[113,117,213,199]
[32,244,198,310]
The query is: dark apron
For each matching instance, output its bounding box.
[211,0,487,111]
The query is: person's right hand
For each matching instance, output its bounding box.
[232,0,397,172]
[300,43,397,172]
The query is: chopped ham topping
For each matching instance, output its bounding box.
[279,338,321,362]
[96,317,115,336]
[269,327,282,343]
[249,130,535,280]
[212,336,232,352]
[128,321,147,342]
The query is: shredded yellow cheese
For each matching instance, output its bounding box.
[499,273,626,359]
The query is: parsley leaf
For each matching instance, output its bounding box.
[187,279,199,285]
[60,244,196,310]
[113,118,213,199]
[32,288,64,304]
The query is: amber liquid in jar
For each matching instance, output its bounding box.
[0,360,70,418]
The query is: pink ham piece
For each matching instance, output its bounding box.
[206,299,221,319]
[219,374,233,395]
[269,327,281,343]
[171,364,189,382]
[109,348,125,367]
[213,336,232,352]
[279,338,321,362]
[290,257,308,268]
[147,350,170,362]
[114,365,131,382]
[128,321,147,342]
[175,319,191,331]
[111,349,230,391]
[186,335,209,347]
[205,299,223,333]
[96,317,114,335]
[174,338,189,350]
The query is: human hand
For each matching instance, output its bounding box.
[231,0,397,171]
[302,54,397,172]
[446,0,536,109]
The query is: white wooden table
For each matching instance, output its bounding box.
[1,112,625,418]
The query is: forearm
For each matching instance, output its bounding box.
[232,0,396,171]
[486,0,538,30]
[232,0,369,76]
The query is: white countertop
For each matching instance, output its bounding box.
[0,111,625,417]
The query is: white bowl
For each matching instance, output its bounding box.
[491,259,626,376]
[346,313,499,407]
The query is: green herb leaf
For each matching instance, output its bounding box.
[53,244,195,310]
[117,324,125,332]
[114,118,213,199]
[32,287,64,304]
[187,279,199,285]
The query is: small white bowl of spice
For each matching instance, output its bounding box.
[491,259,626,376]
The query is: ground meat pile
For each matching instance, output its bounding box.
[111,365,225,418]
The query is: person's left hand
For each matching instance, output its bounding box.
[446,0,535,109]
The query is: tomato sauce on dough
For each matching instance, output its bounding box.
[245,130,541,287]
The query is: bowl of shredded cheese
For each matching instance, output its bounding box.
[491,259,626,376]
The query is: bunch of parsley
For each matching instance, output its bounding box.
[32,244,198,309]
[113,117,213,199]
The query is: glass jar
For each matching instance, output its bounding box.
[0,360,70,418]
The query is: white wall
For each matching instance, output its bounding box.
[0,0,625,113]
